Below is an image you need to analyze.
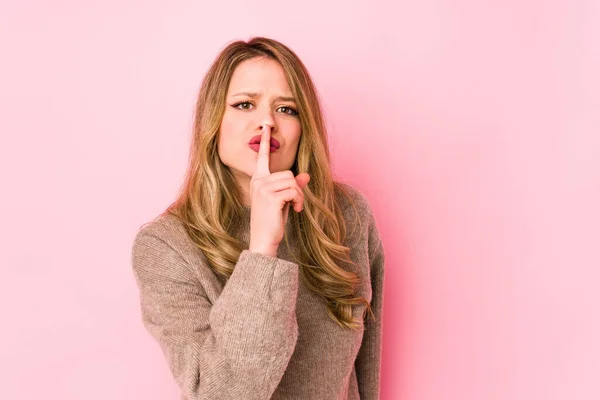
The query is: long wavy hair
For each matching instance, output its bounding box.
[162,37,372,330]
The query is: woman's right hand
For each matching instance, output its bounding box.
[249,125,310,258]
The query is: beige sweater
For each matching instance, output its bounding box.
[131,183,385,400]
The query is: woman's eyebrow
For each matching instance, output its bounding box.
[231,92,296,102]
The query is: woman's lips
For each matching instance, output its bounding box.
[248,143,278,153]
[248,135,280,153]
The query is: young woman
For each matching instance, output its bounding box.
[131,37,385,400]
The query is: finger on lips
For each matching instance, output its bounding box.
[256,125,271,177]
[253,125,304,213]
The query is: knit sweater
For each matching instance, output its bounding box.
[130,183,385,400]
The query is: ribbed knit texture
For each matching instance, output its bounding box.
[131,183,385,400]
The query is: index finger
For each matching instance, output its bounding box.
[254,125,271,177]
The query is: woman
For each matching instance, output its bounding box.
[131,37,385,400]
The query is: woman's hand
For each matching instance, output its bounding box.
[249,125,310,257]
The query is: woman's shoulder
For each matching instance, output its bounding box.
[132,212,198,262]
[333,181,379,245]
[334,181,377,222]
[135,212,185,238]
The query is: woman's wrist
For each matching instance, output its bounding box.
[248,244,278,258]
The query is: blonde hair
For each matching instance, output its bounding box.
[162,37,372,329]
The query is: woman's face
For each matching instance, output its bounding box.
[218,56,302,195]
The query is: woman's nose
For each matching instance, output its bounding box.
[259,121,274,133]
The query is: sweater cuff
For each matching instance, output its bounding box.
[232,250,299,302]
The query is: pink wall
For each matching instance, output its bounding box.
[1,1,598,399]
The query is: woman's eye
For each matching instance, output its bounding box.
[232,102,297,116]
[278,106,299,116]
[233,101,253,110]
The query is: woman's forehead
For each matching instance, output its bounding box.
[227,57,291,95]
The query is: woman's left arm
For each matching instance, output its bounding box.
[355,228,386,400]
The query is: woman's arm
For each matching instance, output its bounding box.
[131,231,299,400]
[355,229,386,399]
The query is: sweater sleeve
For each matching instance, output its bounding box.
[355,236,386,400]
[131,231,299,400]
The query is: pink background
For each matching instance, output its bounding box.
[1,1,599,399]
